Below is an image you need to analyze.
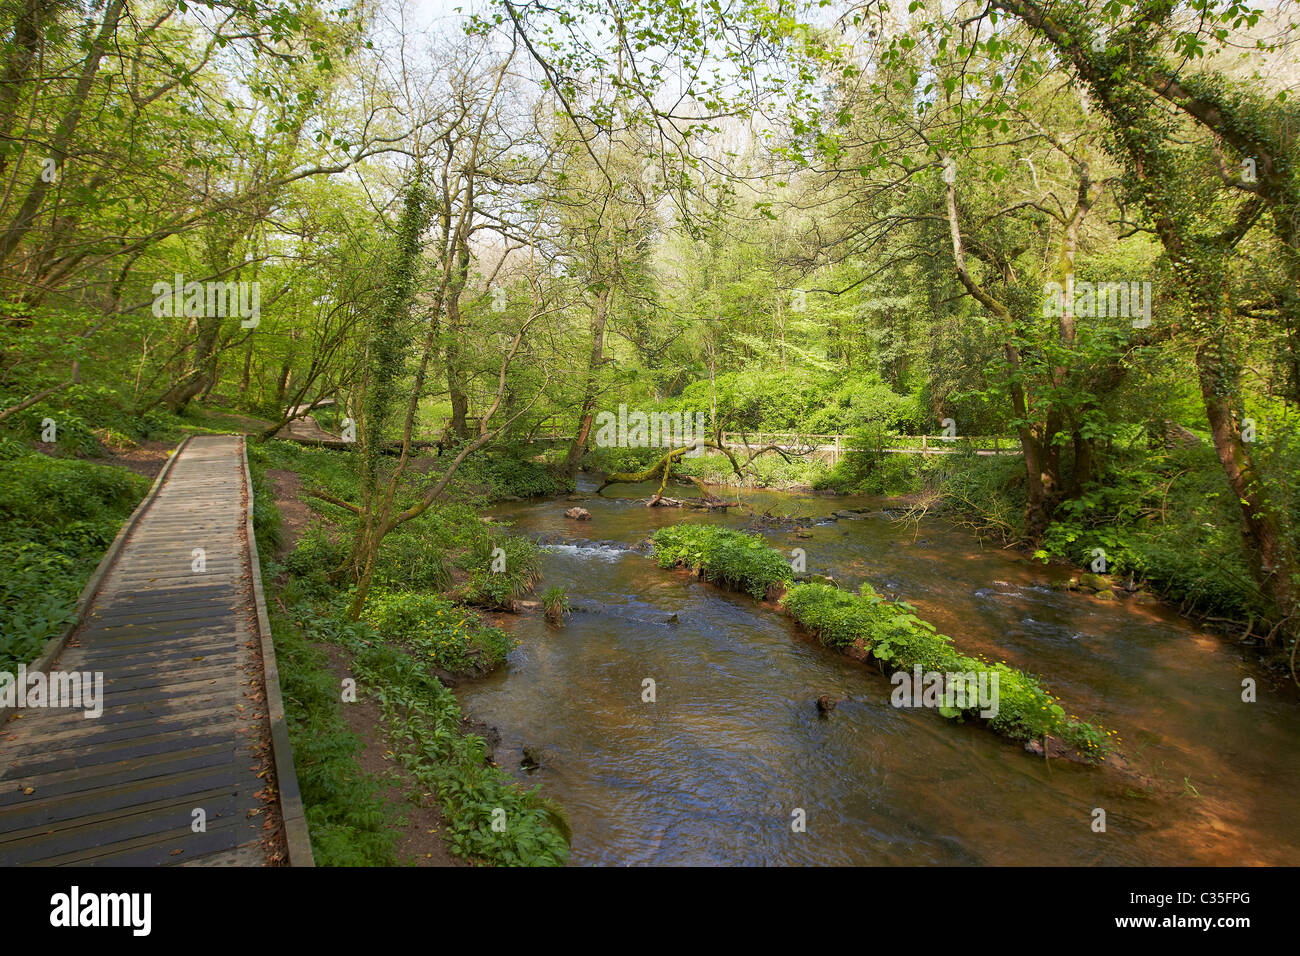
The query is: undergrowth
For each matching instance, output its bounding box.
[651,524,793,598]
[782,582,1115,757]
[0,453,148,670]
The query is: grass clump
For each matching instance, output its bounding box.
[651,524,793,599]
[542,585,570,626]
[782,582,1114,758]
[459,532,541,609]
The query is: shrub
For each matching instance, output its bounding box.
[651,524,793,599]
[359,589,514,676]
[474,451,569,499]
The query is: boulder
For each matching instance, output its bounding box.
[564,506,591,520]
[1078,572,1109,592]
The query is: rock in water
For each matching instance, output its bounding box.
[1078,572,1109,592]
[564,506,591,520]
[816,695,837,716]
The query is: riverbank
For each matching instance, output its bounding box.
[246,440,570,866]
[617,446,1293,672]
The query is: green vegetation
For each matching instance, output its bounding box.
[0,452,148,670]
[645,522,1113,759]
[2,0,1295,655]
[675,450,829,491]
[782,583,1115,759]
[277,605,567,866]
[465,450,572,499]
[351,637,569,866]
[255,435,568,865]
[459,533,542,610]
[542,585,571,626]
[268,614,400,867]
[359,589,514,676]
[651,525,794,599]
[0,0,1296,865]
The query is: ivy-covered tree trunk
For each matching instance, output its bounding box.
[990,0,1300,638]
[1194,307,1296,625]
[342,171,430,618]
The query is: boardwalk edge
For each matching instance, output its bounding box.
[240,437,316,867]
[0,435,194,727]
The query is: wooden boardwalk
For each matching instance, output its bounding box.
[0,435,310,866]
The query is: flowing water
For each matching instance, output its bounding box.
[456,478,1300,865]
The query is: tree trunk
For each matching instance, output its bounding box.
[563,286,610,476]
[445,292,469,439]
[1195,335,1297,625]
[0,0,125,267]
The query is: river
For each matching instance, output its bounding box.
[456,478,1300,865]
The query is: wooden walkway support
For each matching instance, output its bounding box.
[0,435,312,866]
[275,403,344,444]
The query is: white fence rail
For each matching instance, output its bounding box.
[716,432,1022,466]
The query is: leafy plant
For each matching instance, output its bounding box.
[459,532,541,609]
[651,524,793,599]
[782,582,1115,758]
[359,588,514,676]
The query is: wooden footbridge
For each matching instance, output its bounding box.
[272,406,1022,466]
[0,435,312,866]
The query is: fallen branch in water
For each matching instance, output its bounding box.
[598,440,793,503]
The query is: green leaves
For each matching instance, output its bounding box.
[783,582,1112,757]
[652,525,793,599]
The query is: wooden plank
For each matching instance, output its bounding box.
[0,435,300,867]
